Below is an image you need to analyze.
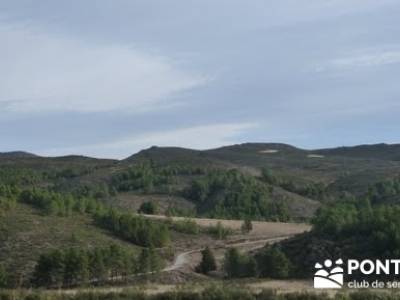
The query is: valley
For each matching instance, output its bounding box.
[1,142,400,299]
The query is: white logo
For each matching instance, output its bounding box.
[314,259,344,289]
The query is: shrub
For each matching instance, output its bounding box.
[172,218,199,235]
[196,247,217,274]
[207,222,233,240]
[138,201,158,215]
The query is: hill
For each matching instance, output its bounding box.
[314,143,400,161]
[1,142,400,290]
[0,151,38,159]
[3,142,400,220]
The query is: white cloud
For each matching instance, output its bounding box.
[41,122,257,159]
[0,22,208,113]
[315,49,400,72]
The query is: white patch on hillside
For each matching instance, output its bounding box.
[259,149,279,154]
[307,154,325,158]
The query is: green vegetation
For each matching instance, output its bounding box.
[0,184,18,212]
[0,204,148,288]
[165,205,196,217]
[206,221,233,240]
[368,176,400,204]
[0,167,41,186]
[255,246,291,279]
[19,189,104,216]
[16,188,170,248]
[136,247,164,274]
[110,163,173,193]
[95,209,170,247]
[2,286,400,300]
[261,168,327,201]
[4,142,400,293]
[138,201,158,214]
[221,246,290,279]
[196,247,217,274]
[186,170,290,221]
[110,162,206,194]
[276,194,400,278]
[0,264,7,288]
[32,245,162,288]
[223,248,256,278]
[171,218,200,235]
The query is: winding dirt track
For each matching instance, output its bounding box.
[52,218,311,296]
[164,235,291,272]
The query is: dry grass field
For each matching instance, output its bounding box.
[145,214,311,238]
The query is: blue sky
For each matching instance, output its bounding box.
[1,0,399,158]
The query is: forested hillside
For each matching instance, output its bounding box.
[1,142,400,288]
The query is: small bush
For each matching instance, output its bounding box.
[172,218,199,234]
[206,222,233,240]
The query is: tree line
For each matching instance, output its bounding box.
[185,169,290,221]
[367,176,400,204]
[261,168,327,201]
[95,209,170,247]
[195,244,291,279]
[0,184,19,212]
[110,162,206,194]
[277,193,400,278]
[19,189,105,216]
[32,244,163,288]
[16,188,170,248]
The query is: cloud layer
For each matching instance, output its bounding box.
[1,0,400,157]
[0,22,207,113]
[316,49,400,72]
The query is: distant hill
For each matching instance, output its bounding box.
[1,141,400,287]
[314,143,400,161]
[2,142,400,219]
[0,151,38,159]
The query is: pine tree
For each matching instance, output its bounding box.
[89,248,107,282]
[257,246,290,279]
[138,201,158,214]
[137,248,151,273]
[0,264,7,288]
[196,247,217,274]
[63,249,89,286]
[33,250,65,287]
[224,248,241,278]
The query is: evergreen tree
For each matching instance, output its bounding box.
[138,201,158,215]
[0,264,7,288]
[32,250,65,287]
[63,249,89,286]
[89,248,107,282]
[224,248,242,278]
[223,248,257,278]
[256,246,290,279]
[196,247,217,274]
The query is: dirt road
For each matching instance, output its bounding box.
[51,217,311,296]
[164,235,292,272]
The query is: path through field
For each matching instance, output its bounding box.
[54,216,311,296]
[164,235,293,272]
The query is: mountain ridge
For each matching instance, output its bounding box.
[3,142,399,161]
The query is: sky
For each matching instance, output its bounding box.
[1,0,399,159]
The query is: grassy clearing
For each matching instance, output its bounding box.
[144,215,311,238]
